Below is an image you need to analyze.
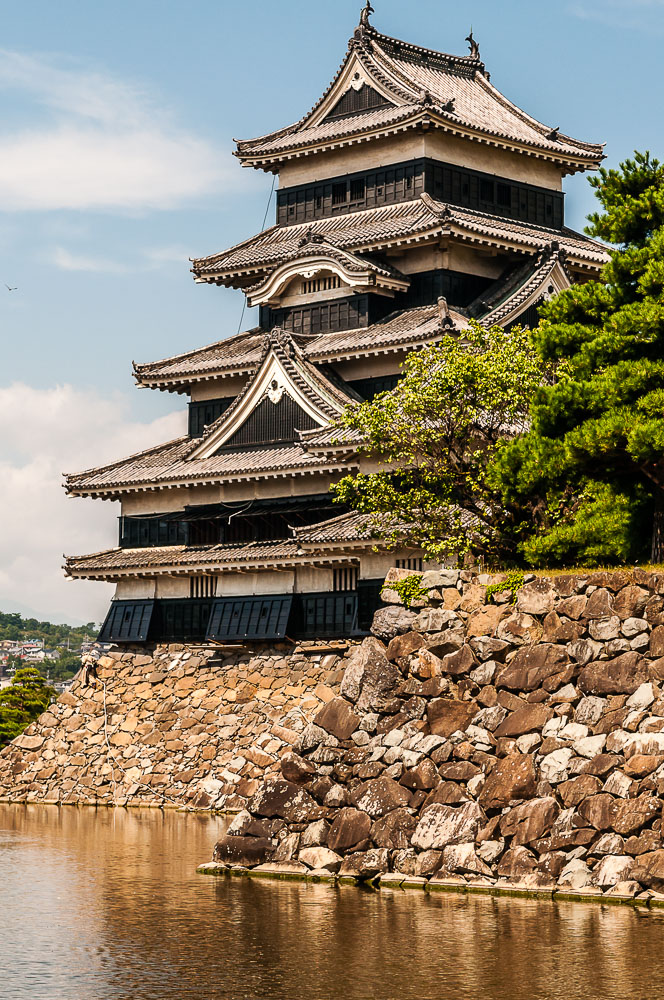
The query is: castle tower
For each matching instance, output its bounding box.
[64,9,607,646]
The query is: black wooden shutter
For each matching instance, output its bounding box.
[206,596,293,642]
[98,600,155,643]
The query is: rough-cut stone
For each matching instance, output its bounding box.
[578,793,616,831]
[314,698,361,741]
[614,586,649,621]
[214,836,275,867]
[500,797,560,846]
[411,801,483,850]
[339,849,389,880]
[494,704,554,738]
[611,795,660,835]
[539,748,574,784]
[299,847,342,872]
[632,850,664,888]
[441,843,492,876]
[385,631,424,662]
[280,753,316,785]
[370,808,416,849]
[496,645,568,692]
[442,645,477,677]
[327,808,372,853]
[249,780,323,823]
[478,754,537,809]
[427,698,477,738]
[578,652,649,695]
[340,639,401,712]
[496,846,537,879]
[558,775,602,808]
[371,606,417,641]
[350,777,411,818]
[516,581,556,615]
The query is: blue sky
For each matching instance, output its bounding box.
[0,0,662,623]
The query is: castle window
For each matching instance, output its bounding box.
[190,576,218,599]
[334,568,358,592]
[497,183,511,208]
[332,182,347,206]
[302,275,341,295]
[350,178,365,202]
[480,179,494,202]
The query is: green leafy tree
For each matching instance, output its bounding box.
[493,152,664,566]
[0,667,55,749]
[333,321,548,563]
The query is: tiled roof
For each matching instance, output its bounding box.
[191,200,440,280]
[134,303,452,390]
[235,26,604,171]
[293,511,374,544]
[65,437,356,497]
[191,195,607,285]
[64,513,378,579]
[470,244,572,326]
[67,331,365,497]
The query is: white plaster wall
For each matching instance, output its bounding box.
[217,571,295,596]
[294,567,334,593]
[190,377,248,402]
[278,131,565,190]
[115,579,157,599]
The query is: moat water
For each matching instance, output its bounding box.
[1,803,663,1000]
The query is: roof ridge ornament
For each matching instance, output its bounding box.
[360,1,374,29]
[465,28,480,61]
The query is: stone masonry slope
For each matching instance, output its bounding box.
[206,568,664,901]
[0,645,347,809]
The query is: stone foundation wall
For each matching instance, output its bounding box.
[209,568,664,900]
[0,643,348,808]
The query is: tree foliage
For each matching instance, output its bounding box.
[0,667,55,749]
[493,152,664,566]
[0,610,96,647]
[333,321,548,562]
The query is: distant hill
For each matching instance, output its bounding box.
[0,611,98,648]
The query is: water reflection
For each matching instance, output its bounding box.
[0,804,662,1000]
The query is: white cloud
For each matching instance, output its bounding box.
[569,0,664,27]
[0,50,232,211]
[0,382,187,624]
[51,244,190,273]
[52,247,129,273]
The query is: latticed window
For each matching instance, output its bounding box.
[302,275,341,295]
[190,575,218,599]
[333,567,359,592]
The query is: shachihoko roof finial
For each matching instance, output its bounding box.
[360,1,374,28]
[466,27,480,60]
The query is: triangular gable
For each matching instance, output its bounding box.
[305,49,403,129]
[188,331,352,460]
[324,82,391,121]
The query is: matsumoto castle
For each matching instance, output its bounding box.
[65,5,607,646]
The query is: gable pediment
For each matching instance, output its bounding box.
[323,82,392,121]
[188,331,354,461]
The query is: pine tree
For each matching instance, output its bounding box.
[493,152,664,566]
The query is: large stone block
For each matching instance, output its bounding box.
[327,808,372,852]
[340,638,401,713]
[314,698,360,741]
[426,698,477,738]
[478,753,537,809]
[411,801,483,851]
[578,652,649,695]
[495,644,569,691]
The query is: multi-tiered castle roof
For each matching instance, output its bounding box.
[64,7,609,647]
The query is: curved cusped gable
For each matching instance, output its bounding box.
[246,234,409,307]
